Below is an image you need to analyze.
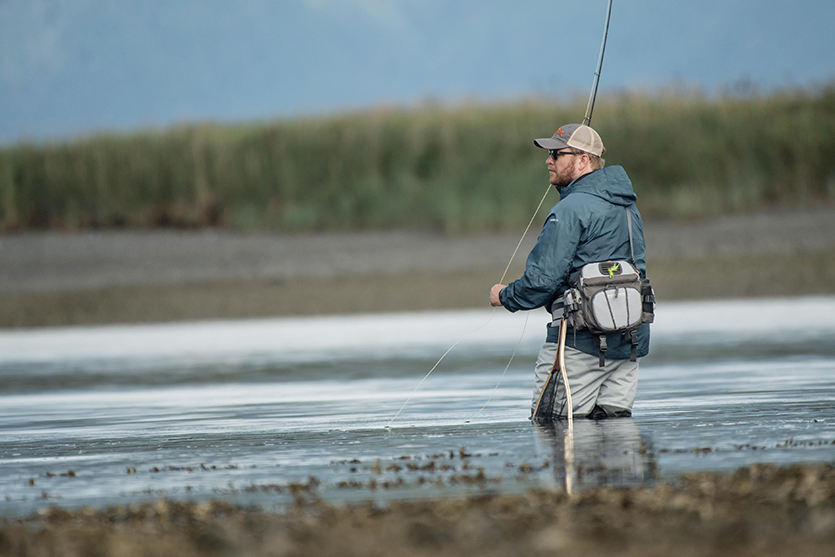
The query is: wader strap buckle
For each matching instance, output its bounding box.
[598,335,607,368]
[629,329,638,362]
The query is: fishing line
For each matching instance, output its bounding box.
[385,183,554,429]
[465,312,529,423]
[498,183,553,285]
[384,307,498,429]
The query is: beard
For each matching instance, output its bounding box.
[550,165,575,189]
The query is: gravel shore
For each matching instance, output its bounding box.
[2,208,834,327]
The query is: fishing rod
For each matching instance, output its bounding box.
[386,0,616,429]
[583,0,613,126]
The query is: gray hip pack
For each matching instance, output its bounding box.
[550,206,656,366]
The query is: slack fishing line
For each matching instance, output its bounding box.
[465,312,529,423]
[385,183,553,429]
[385,0,614,429]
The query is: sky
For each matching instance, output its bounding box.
[1,0,834,144]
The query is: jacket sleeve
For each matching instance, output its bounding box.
[499,209,582,312]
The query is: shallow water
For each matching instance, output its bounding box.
[2,297,835,516]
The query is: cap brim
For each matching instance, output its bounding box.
[533,137,569,149]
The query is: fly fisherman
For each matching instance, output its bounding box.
[489,124,651,419]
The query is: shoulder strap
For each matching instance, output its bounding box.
[625,206,636,266]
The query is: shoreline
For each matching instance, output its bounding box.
[1,207,834,328]
[3,461,834,557]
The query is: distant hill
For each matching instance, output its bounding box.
[2,0,834,144]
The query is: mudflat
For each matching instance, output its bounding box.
[1,208,834,327]
[3,462,834,557]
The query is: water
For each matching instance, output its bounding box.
[2,297,835,516]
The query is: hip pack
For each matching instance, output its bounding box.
[551,206,656,366]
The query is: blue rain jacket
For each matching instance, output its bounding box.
[499,165,650,359]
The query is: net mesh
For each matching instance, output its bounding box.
[532,370,566,422]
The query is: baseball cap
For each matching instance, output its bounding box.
[534,124,605,156]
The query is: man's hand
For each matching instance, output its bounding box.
[489,284,506,307]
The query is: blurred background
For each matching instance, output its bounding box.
[1,0,834,327]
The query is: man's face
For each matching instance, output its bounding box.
[546,149,579,188]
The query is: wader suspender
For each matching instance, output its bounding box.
[625,206,639,364]
[597,206,639,367]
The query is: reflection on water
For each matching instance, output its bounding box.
[533,419,655,494]
[1,297,834,516]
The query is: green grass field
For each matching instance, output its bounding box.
[2,86,834,233]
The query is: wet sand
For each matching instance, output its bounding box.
[1,207,834,328]
[3,462,834,557]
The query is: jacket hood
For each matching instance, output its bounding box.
[560,165,636,206]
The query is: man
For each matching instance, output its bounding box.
[489,123,650,419]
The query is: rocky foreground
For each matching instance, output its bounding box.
[2,462,834,557]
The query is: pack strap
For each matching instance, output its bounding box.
[625,206,636,266]
[550,298,565,320]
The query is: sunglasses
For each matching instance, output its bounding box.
[548,149,578,159]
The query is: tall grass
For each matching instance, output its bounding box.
[1,86,834,233]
